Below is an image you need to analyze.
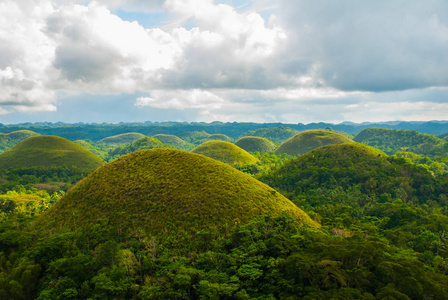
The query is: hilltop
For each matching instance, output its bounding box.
[33,149,318,236]
[235,136,277,153]
[354,127,446,156]
[153,134,192,150]
[107,136,169,158]
[192,140,258,166]
[262,143,441,205]
[0,135,104,170]
[0,130,40,152]
[275,129,353,156]
[98,132,145,145]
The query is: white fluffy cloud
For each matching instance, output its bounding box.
[0,0,447,122]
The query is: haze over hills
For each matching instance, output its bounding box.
[192,140,258,166]
[0,135,105,170]
[275,129,353,156]
[33,148,318,236]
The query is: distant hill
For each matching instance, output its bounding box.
[192,140,258,166]
[206,134,233,142]
[177,131,211,144]
[262,143,442,205]
[0,135,105,170]
[235,136,277,153]
[153,134,192,150]
[98,132,145,145]
[243,126,299,143]
[354,127,446,156]
[33,149,318,236]
[275,129,353,156]
[0,130,40,152]
[108,136,170,158]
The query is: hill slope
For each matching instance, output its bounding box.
[0,130,40,152]
[243,126,299,143]
[235,136,277,153]
[275,129,353,156]
[192,140,258,166]
[33,149,318,235]
[0,135,105,170]
[98,132,145,145]
[354,127,446,156]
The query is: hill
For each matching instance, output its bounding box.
[275,129,353,156]
[0,135,105,170]
[235,136,277,153]
[33,149,318,236]
[192,140,258,166]
[153,134,191,150]
[98,132,146,145]
[107,136,169,159]
[243,126,299,143]
[354,127,446,156]
[0,130,40,152]
[206,133,233,142]
[262,143,442,205]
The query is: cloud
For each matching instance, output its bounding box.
[279,0,448,92]
[136,89,225,109]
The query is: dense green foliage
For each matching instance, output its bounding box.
[32,149,317,238]
[354,127,446,156]
[192,141,258,166]
[235,136,277,154]
[98,132,146,145]
[0,130,40,153]
[0,136,104,171]
[275,129,353,156]
[393,151,448,175]
[177,131,212,144]
[243,126,299,143]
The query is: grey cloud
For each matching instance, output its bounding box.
[279,0,448,92]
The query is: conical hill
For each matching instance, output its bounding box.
[33,149,318,235]
[235,136,276,153]
[98,132,145,145]
[262,143,438,202]
[0,135,105,170]
[275,129,353,156]
[192,140,258,166]
[154,134,187,147]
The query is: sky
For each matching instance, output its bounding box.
[0,0,447,124]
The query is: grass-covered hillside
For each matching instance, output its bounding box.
[206,133,233,142]
[0,135,105,171]
[153,134,192,150]
[98,132,145,145]
[107,136,170,159]
[354,127,446,156]
[33,149,318,236]
[275,129,353,156]
[235,136,277,153]
[243,126,299,143]
[0,130,40,152]
[177,130,211,144]
[192,140,258,166]
[262,143,444,208]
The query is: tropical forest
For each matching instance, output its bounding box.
[1,121,448,299]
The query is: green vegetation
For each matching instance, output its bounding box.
[235,136,277,153]
[354,127,446,156]
[107,136,170,160]
[206,133,233,142]
[0,130,40,152]
[243,126,299,143]
[178,131,211,144]
[192,140,258,166]
[98,132,145,145]
[33,148,317,237]
[0,136,104,171]
[393,151,448,175]
[153,134,193,150]
[275,129,353,156]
